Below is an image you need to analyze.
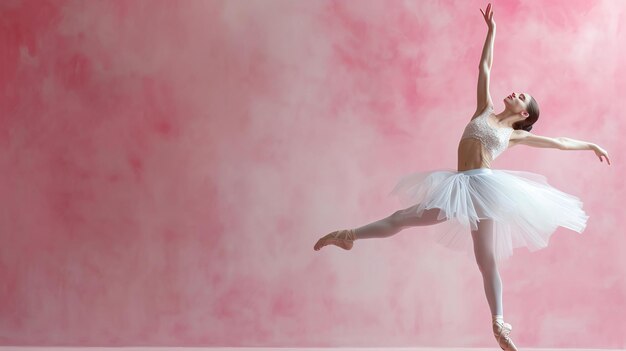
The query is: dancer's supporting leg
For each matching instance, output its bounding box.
[471,218,503,320]
[471,219,518,350]
[314,205,448,251]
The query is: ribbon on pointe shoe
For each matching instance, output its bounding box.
[493,321,512,334]
[339,229,355,241]
[331,229,355,249]
[493,321,517,351]
[314,229,355,250]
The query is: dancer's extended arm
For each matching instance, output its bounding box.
[512,131,611,164]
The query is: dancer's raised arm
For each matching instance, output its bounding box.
[479,3,496,69]
[474,3,496,116]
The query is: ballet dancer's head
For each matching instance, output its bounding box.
[503,92,539,132]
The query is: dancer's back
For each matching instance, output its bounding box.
[457,104,514,171]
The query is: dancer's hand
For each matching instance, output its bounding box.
[592,144,611,165]
[480,3,496,30]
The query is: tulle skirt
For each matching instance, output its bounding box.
[388,167,589,262]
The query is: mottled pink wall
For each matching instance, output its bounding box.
[0,0,624,348]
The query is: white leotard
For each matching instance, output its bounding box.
[460,105,514,160]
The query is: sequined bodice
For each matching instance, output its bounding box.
[460,105,513,160]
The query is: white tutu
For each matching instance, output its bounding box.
[388,167,589,262]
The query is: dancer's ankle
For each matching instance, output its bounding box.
[492,314,504,325]
[349,228,357,241]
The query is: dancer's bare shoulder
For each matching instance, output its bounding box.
[470,103,494,121]
[508,129,522,144]
[508,129,528,148]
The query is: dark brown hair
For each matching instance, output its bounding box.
[512,96,539,131]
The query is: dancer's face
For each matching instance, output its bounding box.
[503,92,531,117]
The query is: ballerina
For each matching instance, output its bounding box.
[313,3,611,350]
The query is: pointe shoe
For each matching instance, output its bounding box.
[314,229,355,251]
[493,321,518,351]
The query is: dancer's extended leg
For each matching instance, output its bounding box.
[353,205,448,240]
[314,204,448,251]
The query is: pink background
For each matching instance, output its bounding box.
[1,0,624,348]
